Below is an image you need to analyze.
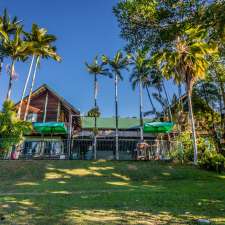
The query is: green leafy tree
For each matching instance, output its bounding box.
[197,1,225,45]
[102,51,129,160]
[154,27,218,164]
[0,100,32,158]
[114,0,206,52]
[207,57,225,117]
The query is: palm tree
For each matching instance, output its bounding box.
[85,56,111,159]
[145,86,157,115]
[150,69,173,121]
[155,27,217,164]
[22,24,61,120]
[0,9,21,78]
[0,26,28,100]
[102,51,129,160]
[129,49,150,141]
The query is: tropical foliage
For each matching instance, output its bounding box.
[0,9,61,116]
[129,49,150,140]
[85,56,110,159]
[0,9,60,158]
[113,0,225,165]
[101,51,129,160]
[0,100,32,158]
[22,24,61,120]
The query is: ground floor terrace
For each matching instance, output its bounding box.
[0,160,224,225]
[14,136,180,161]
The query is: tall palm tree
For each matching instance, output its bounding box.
[0,26,28,100]
[155,27,217,164]
[129,49,150,141]
[85,56,111,159]
[0,9,21,78]
[102,51,129,160]
[21,24,61,120]
[150,69,173,121]
[145,86,157,115]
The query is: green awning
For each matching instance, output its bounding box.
[143,122,174,133]
[33,122,68,134]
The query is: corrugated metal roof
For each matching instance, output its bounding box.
[81,117,153,129]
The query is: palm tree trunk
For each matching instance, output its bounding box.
[187,89,198,164]
[162,81,173,122]
[115,73,119,160]
[157,87,164,111]
[212,70,225,145]
[201,83,218,141]
[217,76,225,108]
[6,59,15,101]
[217,78,225,140]
[17,55,35,119]
[139,79,144,141]
[24,56,40,121]
[146,87,156,114]
[177,84,182,133]
[93,74,97,160]
[0,57,3,78]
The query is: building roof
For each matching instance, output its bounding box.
[81,117,153,130]
[16,84,80,115]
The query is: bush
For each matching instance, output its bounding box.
[173,131,193,161]
[0,101,32,156]
[170,142,185,162]
[199,150,225,173]
[173,131,217,162]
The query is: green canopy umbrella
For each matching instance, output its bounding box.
[143,122,174,133]
[33,122,68,135]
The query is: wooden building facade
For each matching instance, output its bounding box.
[16,84,80,133]
[15,84,80,159]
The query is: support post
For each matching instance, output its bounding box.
[68,111,72,157]
[43,92,49,123]
[57,101,61,122]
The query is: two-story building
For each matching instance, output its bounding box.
[16,84,80,159]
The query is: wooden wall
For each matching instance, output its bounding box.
[18,89,80,132]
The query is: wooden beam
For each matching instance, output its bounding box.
[57,101,61,122]
[43,91,49,123]
[68,111,72,139]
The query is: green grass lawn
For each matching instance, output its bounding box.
[0,160,224,225]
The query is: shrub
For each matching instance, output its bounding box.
[199,150,225,173]
[173,131,193,161]
[0,100,32,157]
[170,142,185,162]
[173,131,217,162]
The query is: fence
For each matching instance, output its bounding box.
[0,138,183,160]
[71,138,183,160]
[0,139,69,160]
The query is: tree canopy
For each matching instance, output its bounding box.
[113,0,224,52]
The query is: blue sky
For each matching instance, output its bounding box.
[0,0,177,117]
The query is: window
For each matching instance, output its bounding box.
[27,113,38,122]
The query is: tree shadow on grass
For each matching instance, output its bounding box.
[0,160,224,224]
